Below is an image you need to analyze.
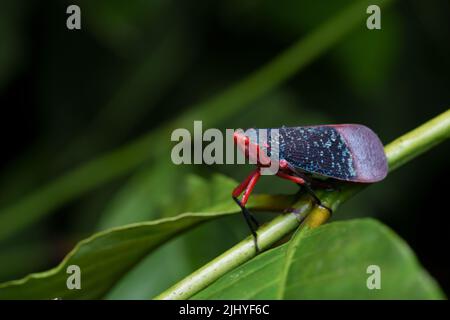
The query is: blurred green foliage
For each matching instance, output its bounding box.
[0,0,448,298]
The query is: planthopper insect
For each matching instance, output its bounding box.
[232,124,388,251]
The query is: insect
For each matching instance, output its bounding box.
[232,124,388,251]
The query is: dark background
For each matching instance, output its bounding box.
[0,0,449,298]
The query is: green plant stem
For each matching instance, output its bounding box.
[0,0,391,242]
[385,109,450,171]
[155,196,315,300]
[154,108,450,300]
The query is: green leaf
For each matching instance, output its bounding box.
[192,219,444,299]
[99,171,239,230]
[0,172,291,299]
[97,162,186,229]
[104,174,250,299]
[0,209,236,299]
[105,215,248,299]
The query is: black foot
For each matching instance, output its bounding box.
[298,183,333,216]
[233,197,260,253]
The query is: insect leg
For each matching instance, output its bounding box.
[300,183,333,215]
[232,169,261,227]
[289,168,336,192]
[232,169,257,198]
[308,179,336,191]
[233,197,260,251]
[276,171,306,185]
[232,169,261,252]
[276,171,332,215]
[240,169,261,208]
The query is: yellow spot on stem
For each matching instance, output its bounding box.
[305,205,331,228]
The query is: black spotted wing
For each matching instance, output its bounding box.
[277,125,387,182]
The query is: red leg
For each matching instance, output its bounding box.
[232,168,261,206]
[241,169,261,206]
[276,171,305,185]
[232,168,262,252]
[232,169,259,198]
